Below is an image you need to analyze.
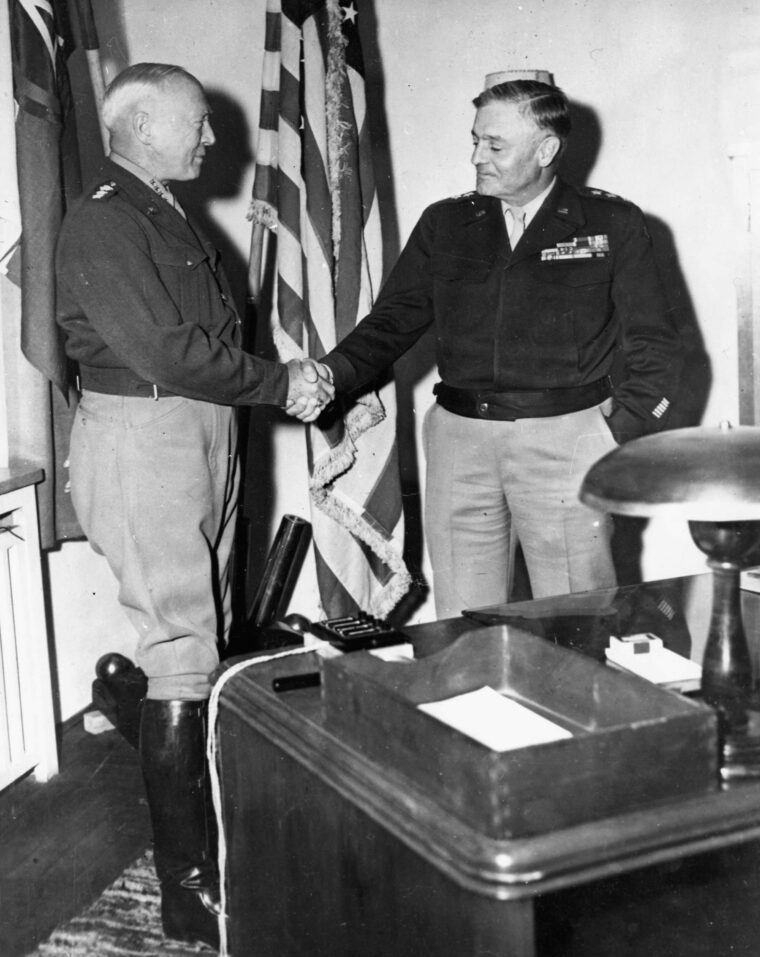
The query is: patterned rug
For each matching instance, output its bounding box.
[30,850,215,957]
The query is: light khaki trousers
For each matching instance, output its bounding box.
[423,401,618,619]
[70,392,239,700]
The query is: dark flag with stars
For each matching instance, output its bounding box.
[249,0,410,618]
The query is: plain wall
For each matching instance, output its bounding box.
[45,0,760,720]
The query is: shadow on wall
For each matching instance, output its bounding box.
[174,88,253,308]
[563,103,711,583]
[562,100,603,186]
[611,212,712,585]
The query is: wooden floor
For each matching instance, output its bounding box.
[0,717,151,957]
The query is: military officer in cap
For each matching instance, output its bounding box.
[309,78,682,619]
[55,62,332,949]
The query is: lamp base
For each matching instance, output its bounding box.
[685,521,760,784]
[721,709,760,784]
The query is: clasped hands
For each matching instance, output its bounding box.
[285,358,335,422]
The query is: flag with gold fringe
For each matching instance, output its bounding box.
[249,0,410,618]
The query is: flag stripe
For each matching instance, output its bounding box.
[263,4,282,52]
[258,89,279,132]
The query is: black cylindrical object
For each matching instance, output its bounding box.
[248,515,312,628]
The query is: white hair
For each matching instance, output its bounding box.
[101,62,201,131]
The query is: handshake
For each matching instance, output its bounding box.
[285,358,335,422]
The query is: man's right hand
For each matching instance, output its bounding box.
[285,358,335,422]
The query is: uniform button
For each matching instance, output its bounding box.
[478,401,489,415]
[186,260,193,266]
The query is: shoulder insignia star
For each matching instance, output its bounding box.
[91,181,118,201]
[578,186,629,204]
[448,190,478,202]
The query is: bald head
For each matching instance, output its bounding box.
[102,62,215,183]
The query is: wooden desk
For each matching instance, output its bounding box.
[217,575,760,957]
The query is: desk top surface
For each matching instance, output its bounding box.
[410,572,741,665]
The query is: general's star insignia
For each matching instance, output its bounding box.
[91,181,117,200]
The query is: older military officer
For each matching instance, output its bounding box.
[56,63,331,948]
[311,79,681,619]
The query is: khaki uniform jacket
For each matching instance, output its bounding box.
[322,179,682,442]
[56,159,288,407]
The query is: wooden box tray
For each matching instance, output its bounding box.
[322,624,719,839]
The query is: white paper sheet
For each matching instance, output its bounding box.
[418,686,573,752]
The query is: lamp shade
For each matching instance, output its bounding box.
[580,425,760,521]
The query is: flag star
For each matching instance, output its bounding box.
[342,2,358,24]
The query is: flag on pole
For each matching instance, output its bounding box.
[4,0,83,547]
[8,0,81,396]
[250,0,411,619]
[0,3,21,276]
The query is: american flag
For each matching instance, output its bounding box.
[250,0,411,618]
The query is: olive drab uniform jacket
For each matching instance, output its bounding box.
[55,159,288,407]
[322,179,682,443]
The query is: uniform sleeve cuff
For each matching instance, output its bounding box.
[321,353,355,392]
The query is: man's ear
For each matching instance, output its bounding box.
[133,111,151,145]
[537,134,561,168]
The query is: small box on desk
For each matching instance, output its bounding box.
[322,625,719,839]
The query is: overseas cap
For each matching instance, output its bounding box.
[484,69,554,87]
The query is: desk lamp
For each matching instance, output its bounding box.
[580,423,760,775]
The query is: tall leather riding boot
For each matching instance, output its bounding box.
[139,699,221,949]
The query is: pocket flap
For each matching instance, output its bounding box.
[154,245,210,270]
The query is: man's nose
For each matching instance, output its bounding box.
[202,120,216,147]
[471,141,485,164]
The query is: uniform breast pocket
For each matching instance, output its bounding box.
[431,252,492,284]
[431,253,494,337]
[538,259,611,292]
[532,260,613,338]
[152,244,214,318]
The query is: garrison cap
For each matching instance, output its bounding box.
[483,69,555,88]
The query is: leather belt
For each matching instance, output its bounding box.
[433,377,611,420]
[77,365,175,399]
